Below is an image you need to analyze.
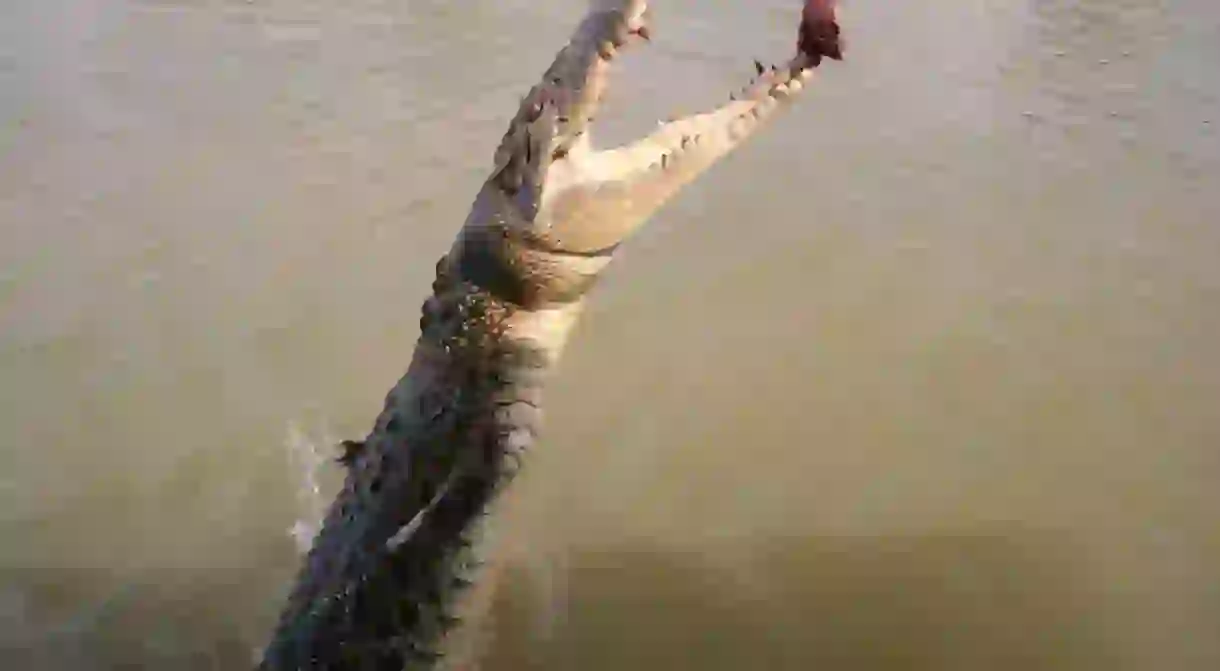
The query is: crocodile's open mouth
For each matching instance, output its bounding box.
[482,0,844,254]
[565,0,842,159]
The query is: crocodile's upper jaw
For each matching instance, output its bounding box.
[472,0,834,257]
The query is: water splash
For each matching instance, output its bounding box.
[506,542,570,651]
[528,548,570,646]
[282,418,336,555]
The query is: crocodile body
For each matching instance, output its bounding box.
[258,1,844,668]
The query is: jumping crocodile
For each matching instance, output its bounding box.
[257,1,844,668]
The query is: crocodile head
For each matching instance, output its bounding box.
[455,0,844,307]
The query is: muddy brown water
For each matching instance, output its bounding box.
[2,1,1218,669]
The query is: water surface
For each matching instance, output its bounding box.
[2,0,1218,668]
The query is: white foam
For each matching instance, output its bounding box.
[282,419,336,555]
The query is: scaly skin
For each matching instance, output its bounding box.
[257,1,843,668]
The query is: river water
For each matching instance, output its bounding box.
[2,0,1218,669]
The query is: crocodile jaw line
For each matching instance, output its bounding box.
[481,0,830,256]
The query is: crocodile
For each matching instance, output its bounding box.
[257,1,844,668]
